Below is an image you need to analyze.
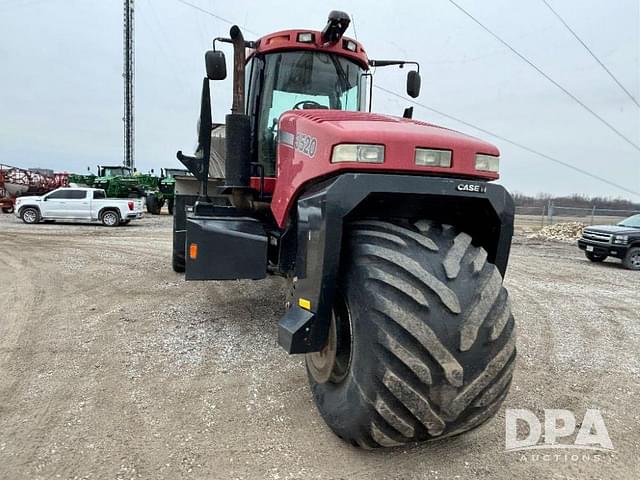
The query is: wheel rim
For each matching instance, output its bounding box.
[306,293,353,384]
[23,209,36,223]
[631,251,640,268]
[104,212,117,225]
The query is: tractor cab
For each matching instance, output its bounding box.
[161,168,190,178]
[245,37,368,175]
[94,165,155,199]
[98,166,132,178]
[197,12,421,184]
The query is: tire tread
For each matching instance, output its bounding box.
[309,220,516,448]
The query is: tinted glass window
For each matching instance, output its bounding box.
[93,190,106,199]
[244,57,253,114]
[46,190,71,199]
[257,51,363,175]
[68,190,87,199]
[100,167,131,177]
[619,214,640,228]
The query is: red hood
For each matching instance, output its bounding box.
[289,110,499,157]
[272,109,501,228]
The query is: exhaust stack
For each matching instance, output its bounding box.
[225,25,251,190]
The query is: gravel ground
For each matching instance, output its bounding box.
[0,213,638,479]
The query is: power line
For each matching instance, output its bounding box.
[174,0,259,36]
[541,0,640,109]
[351,13,359,40]
[446,0,640,153]
[374,85,640,197]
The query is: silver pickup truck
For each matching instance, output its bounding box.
[14,187,144,226]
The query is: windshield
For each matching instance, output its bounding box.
[618,214,640,228]
[163,169,189,178]
[257,51,364,175]
[101,167,131,177]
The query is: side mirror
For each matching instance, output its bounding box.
[205,50,227,80]
[407,70,421,98]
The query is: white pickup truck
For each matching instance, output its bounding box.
[14,187,144,226]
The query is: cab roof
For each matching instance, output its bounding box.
[252,29,369,70]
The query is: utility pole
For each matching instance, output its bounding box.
[123,0,135,171]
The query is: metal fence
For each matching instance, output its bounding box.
[514,203,640,231]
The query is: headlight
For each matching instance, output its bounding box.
[415,148,452,168]
[613,235,629,244]
[475,154,500,172]
[331,144,384,164]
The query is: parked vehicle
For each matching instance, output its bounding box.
[578,214,640,270]
[14,187,144,226]
[91,165,157,200]
[154,168,191,215]
[1,164,70,214]
[172,12,516,448]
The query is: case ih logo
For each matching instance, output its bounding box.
[457,183,487,193]
[505,409,614,453]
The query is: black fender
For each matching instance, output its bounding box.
[278,173,514,354]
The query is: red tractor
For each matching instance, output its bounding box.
[173,12,516,448]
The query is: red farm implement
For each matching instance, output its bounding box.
[0,164,69,213]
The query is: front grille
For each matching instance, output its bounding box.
[582,230,612,243]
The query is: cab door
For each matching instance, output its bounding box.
[42,189,90,219]
[67,189,91,219]
[41,189,70,217]
[64,189,91,220]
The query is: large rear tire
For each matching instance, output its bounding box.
[307,220,516,448]
[146,193,162,215]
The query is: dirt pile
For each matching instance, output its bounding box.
[527,222,586,242]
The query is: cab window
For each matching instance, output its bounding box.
[68,190,87,199]
[257,51,363,175]
[46,190,71,199]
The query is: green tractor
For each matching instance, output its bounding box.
[91,166,162,215]
[154,168,191,215]
[91,166,138,197]
[70,165,181,215]
[69,167,96,187]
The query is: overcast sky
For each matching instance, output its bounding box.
[0,0,638,199]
